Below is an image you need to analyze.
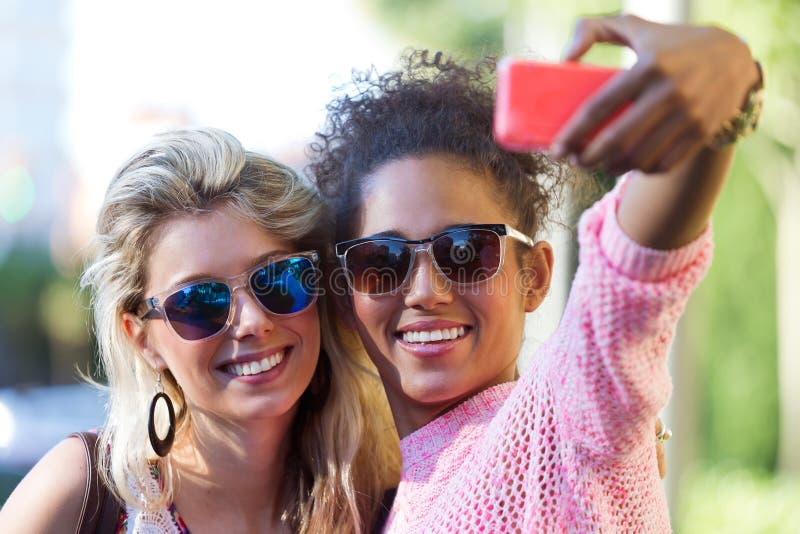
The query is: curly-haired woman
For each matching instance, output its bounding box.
[310,15,762,532]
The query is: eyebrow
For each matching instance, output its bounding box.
[366,223,475,240]
[167,249,293,288]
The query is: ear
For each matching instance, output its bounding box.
[522,241,554,313]
[122,312,167,371]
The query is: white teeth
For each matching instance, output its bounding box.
[401,327,469,344]
[225,351,285,377]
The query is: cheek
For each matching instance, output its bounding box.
[351,295,393,338]
[470,282,527,337]
[351,296,400,367]
[153,334,223,394]
[290,308,322,356]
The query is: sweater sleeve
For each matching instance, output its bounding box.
[536,177,713,458]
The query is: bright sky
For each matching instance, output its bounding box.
[64,0,397,250]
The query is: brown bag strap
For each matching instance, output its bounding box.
[71,432,122,534]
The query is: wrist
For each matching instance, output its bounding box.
[708,60,764,150]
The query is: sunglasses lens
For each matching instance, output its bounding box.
[433,229,502,284]
[162,282,231,341]
[250,257,317,315]
[345,240,411,294]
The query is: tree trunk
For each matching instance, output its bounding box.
[777,172,800,474]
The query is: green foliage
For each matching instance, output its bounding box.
[692,155,779,470]
[361,0,624,60]
[676,465,800,533]
[689,0,800,473]
[361,0,508,56]
[0,246,58,386]
[0,246,92,386]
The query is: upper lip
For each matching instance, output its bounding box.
[396,320,470,334]
[216,345,290,368]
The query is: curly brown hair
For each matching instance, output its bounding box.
[307,49,575,246]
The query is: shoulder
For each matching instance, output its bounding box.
[0,435,90,534]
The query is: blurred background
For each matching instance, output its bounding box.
[1,0,797,531]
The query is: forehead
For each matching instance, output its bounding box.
[146,206,292,292]
[358,155,513,239]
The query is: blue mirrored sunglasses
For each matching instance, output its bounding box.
[138,251,319,341]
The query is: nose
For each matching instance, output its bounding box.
[229,286,275,339]
[402,250,453,310]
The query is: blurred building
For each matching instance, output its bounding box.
[0,0,70,255]
[1,0,76,390]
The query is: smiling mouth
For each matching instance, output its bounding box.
[222,349,288,377]
[397,326,470,344]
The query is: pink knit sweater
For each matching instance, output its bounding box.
[384,181,713,533]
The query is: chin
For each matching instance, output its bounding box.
[404,376,472,407]
[236,393,304,422]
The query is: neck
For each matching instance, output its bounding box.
[169,405,298,530]
[387,394,456,439]
[387,365,518,439]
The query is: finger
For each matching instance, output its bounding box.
[604,102,694,174]
[578,78,676,168]
[563,14,639,61]
[654,132,703,173]
[655,418,667,479]
[631,114,693,173]
[551,62,649,158]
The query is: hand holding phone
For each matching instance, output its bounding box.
[493,59,625,152]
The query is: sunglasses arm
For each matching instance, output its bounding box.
[138,298,163,321]
[505,225,535,247]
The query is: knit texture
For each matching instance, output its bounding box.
[384,180,713,533]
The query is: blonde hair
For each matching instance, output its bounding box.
[81,128,399,532]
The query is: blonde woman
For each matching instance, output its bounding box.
[0,128,398,533]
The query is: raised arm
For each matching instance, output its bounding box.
[551,14,762,249]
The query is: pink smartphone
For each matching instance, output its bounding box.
[494,58,625,152]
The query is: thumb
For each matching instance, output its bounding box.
[562,14,641,61]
